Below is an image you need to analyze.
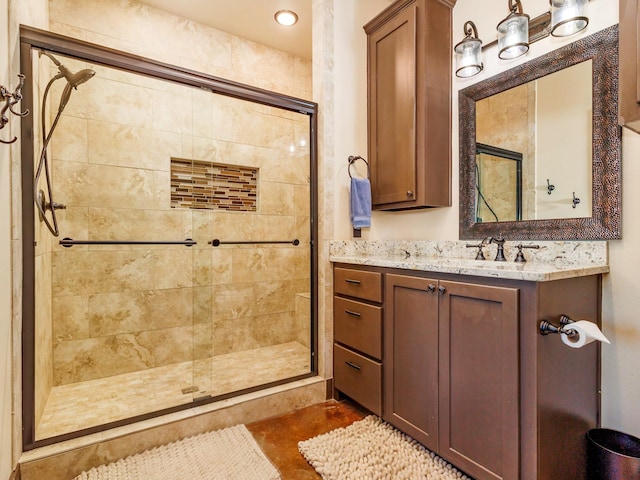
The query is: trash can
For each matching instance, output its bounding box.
[587,428,640,480]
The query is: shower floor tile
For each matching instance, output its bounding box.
[36,341,310,440]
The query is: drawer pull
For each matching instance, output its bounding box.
[345,361,362,371]
[345,310,361,317]
[345,279,361,285]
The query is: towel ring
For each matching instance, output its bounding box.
[348,155,370,179]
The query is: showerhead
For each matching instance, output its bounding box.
[42,51,95,87]
[41,51,96,112]
[59,65,96,89]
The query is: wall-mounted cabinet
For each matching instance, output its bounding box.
[333,263,602,480]
[364,0,452,210]
[619,0,640,132]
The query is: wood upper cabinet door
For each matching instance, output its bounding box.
[367,3,417,206]
[619,0,640,132]
[364,0,452,210]
[383,274,439,451]
[438,281,520,480]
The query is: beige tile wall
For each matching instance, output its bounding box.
[45,63,311,390]
[37,0,313,407]
[476,83,536,220]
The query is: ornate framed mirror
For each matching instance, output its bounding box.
[459,25,620,240]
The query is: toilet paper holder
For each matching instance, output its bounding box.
[539,314,578,338]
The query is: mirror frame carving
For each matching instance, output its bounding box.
[459,24,621,240]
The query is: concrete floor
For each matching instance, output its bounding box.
[247,400,368,479]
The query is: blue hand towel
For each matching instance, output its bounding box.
[350,177,372,229]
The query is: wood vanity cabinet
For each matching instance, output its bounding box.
[333,267,383,415]
[363,0,452,210]
[619,0,640,132]
[333,263,602,480]
[385,274,519,479]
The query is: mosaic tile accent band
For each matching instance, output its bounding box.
[171,158,258,211]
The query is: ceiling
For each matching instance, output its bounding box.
[137,0,312,60]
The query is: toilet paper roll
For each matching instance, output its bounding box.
[561,320,610,349]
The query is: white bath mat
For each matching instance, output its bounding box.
[73,424,280,480]
[298,415,471,480]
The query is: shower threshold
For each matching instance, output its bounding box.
[36,341,309,440]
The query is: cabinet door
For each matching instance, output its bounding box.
[368,3,417,207]
[438,281,519,480]
[619,0,640,132]
[384,274,439,451]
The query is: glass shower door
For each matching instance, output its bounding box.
[186,92,313,400]
[24,38,316,446]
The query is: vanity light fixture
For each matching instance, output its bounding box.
[550,0,589,37]
[497,0,530,60]
[455,21,483,78]
[274,10,298,26]
[456,0,590,78]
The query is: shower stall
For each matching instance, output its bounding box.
[20,27,317,449]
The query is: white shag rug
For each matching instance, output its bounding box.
[299,416,472,480]
[73,424,280,480]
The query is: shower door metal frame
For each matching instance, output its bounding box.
[19,25,319,450]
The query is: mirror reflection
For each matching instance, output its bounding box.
[475,60,592,222]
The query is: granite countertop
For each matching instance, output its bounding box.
[329,240,610,282]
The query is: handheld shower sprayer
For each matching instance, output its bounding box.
[34,51,95,236]
[40,51,95,111]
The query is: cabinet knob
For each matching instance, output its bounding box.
[427,284,436,293]
[407,190,414,198]
[438,286,446,295]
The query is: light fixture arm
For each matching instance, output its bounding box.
[509,0,524,15]
[463,20,479,40]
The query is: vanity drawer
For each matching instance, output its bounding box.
[334,344,382,415]
[334,267,382,302]
[334,297,382,360]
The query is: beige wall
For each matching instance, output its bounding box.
[5,0,49,472]
[1,0,12,474]
[537,60,592,219]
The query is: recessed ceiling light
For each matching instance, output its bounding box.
[274,10,298,26]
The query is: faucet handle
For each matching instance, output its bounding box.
[466,243,486,260]
[514,243,540,263]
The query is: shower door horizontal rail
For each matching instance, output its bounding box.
[59,238,197,247]
[209,238,300,247]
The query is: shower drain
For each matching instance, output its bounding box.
[181,386,199,394]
